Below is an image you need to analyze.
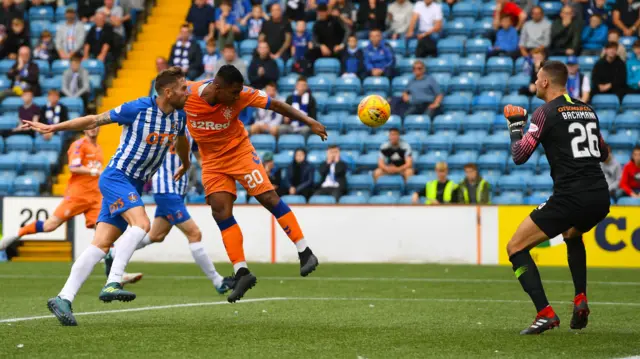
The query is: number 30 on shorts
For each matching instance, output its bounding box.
[244,169,264,189]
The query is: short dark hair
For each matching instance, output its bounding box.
[65,6,76,14]
[540,60,568,87]
[532,5,543,13]
[608,28,620,36]
[22,88,33,95]
[70,53,82,62]
[328,144,339,150]
[154,66,185,94]
[463,163,478,171]
[223,44,235,51]
[48,89,60,96]
[389,127,400,133]
[633,145,640,152]
[215,64,245,86]
[634,40,640,48]
[317,3,328,11]
[605,41,618,49]
[296,75,307,83]
[206,38,215,46]
[265,81,277,89]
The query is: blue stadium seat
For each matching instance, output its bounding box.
[0,59,14,74]
[347,174,375,192]
[473,93,501,113]
[0,115,17,131]
[453,2,479,18]
[337,134,364,152]
[318,113,342,132]
[23,153,50,174]
[402,132,425,153]
[578,56,598,72]
[250,134,276,151]
[500,94,529,113]
[481,3,497,17]
[60,97,84,113]
[426,57,456,74]
[404,115,431,133]
[615,113,640,130]
[363,77,390,95]
[333,77,362,94]
[416,151,448,171]
[442,95,471,112]
[273,152,293,168]
[608,130,639,151]
[375,175,405,193]
[314,58,341,75]
[308,76,333,93]
[0,176,13,195]
[6,135,33,153]
[235,191,247,204]
[368,195,398,204]
[277,75,298,93]
[41,76,63,93]
[406,174,430,193]
[529,174,553,191]
[306,135,336,151]
[397,195,415,204]
[540,1,562,17]
[33,96,47,108]
[374,114,402,134]
[277,134,305,151]
[0,75,10,91]
[447,151,478,170]
[493,192,524,204]
[30,6,54,21]
[338,195,368,204]
[33,59,50,77]
[454,133,482,152]
[396,57,416,75]
[437,37,465,55]
[482,131,510,151]
[462,112,492,132]
[506,151,539,172]
[56,5,75,21]
[486,57,514,75]
[281,195,307,204]
[458,56,485,74]
[433,112,462,132]
[507,74,530,93]
[342,115,366,133]
[620,36,637,49]
[51,59,70,75]
[478,74,508,93]
[472,18,493,37]
[304,151,324,166]
[591,94,620,112]
[621,94,640,112]
[187,193,206,203]
[0,97,23,113]
[432,73,451,93]
[424,134,454,152]
[327,94,357,112]
[82,60,105,76]
[498,174,529,192]
[448,75,477,93]
[13,175,40,193]
[240,39,257,56]
[386,39,406,56]
[465,38,490,55]
[444,17,473,37]
[530,97,545,112]
[538,155,551,172]
[392,75,412,96]
[478,152,508,172]
[309,195,337,204]
[617,197,640,205]
[356,152,379,171]
[35,134,62,152]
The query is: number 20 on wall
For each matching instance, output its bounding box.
[244,169,264,189]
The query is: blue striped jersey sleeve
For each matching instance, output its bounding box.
[109,101,140,125]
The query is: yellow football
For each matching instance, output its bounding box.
[357,95,391,128]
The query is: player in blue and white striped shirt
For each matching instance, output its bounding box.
[105,130,233,294]
[23,67,192,326]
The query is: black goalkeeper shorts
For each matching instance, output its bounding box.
[530,189,611,238]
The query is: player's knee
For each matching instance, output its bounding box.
[148,232,166,243]
[506,238,523,257]
[132,218,151,233]
[186,228,202,243]
[256,190,280,210]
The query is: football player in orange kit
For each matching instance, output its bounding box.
[185,65,327,303]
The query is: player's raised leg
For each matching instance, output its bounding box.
[563,227,590,330]
[0,215,65,250]
[48,222,122,326]
[255,190,318,276]
[207,191,256,302]
[506,216,559,335]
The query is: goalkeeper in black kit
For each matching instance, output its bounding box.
[503,60,611,335]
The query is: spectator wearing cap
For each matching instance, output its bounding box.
[627,40,640,93]
[391,59,442,118]
[406,0,443,58]
[550,6,581,56]
[493,0,527,31]
[169,23,203,80]
[456,163,491,204]
[411,162,459,205]
[314,145,348,200]
[519,6,551,58]
[311,4,348,59]
[566,56,591,103]
[581,14,608,55]
[56,7,87,60]
[261,151,284,196]
[374,128,414,182]
[592,41,628,100]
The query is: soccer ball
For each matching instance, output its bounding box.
[358,95,391,128]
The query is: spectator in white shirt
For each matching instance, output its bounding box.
[250,82,283,135]
[406,0,443,57]
[386,0,414,39]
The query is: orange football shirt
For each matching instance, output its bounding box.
[66,137,103,199]
[184,81,271,166]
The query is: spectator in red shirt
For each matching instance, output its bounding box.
[620,146,640,197]
[493,0,527,31]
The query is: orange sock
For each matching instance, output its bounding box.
[217,216,246,266]
[276,212,304,243]
[18,221,42,237]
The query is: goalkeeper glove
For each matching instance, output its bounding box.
[503,104,527,134]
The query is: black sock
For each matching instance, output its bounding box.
[510,250,550,312]
[564,236,587,296]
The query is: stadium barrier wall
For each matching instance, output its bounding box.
[3,198,639,267]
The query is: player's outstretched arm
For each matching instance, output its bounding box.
[21,111,112,134]
[173,135,191,181]
[270,99,328,140]
[504,104,540,165]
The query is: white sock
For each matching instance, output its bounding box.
[106,226,147,284]
[136,234,152,250]
[295,238,308,252]
[59,245,106,302]
[233,261,248,274]
[189,242,223,287]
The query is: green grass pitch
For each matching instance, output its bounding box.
[1,262,639,358]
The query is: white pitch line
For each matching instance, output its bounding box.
[0,297,286,323]
[2,296,640,324]
[1,274,640,287]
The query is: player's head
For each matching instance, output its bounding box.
[463,163,478,183]
[632,145,640,165]
[213,64,245,105]
[155,66,188,109]
[388,128,400,145]
[535,60,568,100]
[435,162,449,182]
[84,126,99,139]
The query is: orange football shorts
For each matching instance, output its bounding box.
[53,195,102,229]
